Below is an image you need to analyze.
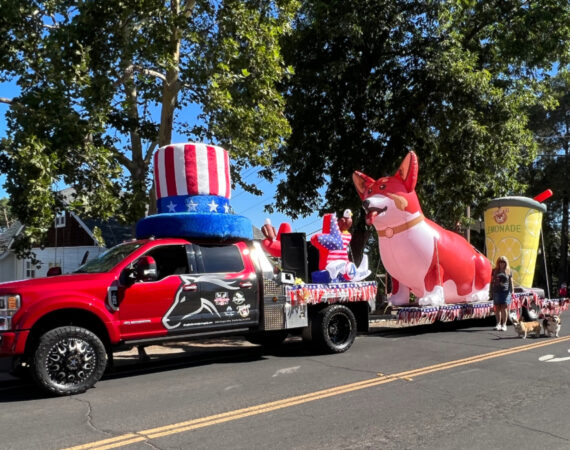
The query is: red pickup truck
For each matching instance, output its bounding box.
[0,237,375,396]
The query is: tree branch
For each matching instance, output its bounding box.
[144,142,158,165]
[111,147,133,170]
[0,97,13,104]
[114,65,167,89]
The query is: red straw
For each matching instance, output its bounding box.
[533,189,553,203]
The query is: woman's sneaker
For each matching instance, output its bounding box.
[501,324,507,331]
[495,324,501,331]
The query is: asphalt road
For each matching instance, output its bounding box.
[2,314,570,450]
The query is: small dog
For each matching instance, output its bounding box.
[543,315,561,338]
[511,317,542,339]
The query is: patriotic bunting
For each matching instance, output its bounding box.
[393,290,569,326]
[286,281,377,307]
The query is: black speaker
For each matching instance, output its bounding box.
[281,233,308,282]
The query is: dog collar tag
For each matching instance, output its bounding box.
[384,227,394,238]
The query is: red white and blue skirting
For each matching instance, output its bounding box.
[395,292,569,325]
[286,281,377,308]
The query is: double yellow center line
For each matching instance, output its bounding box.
[65,335,570,450]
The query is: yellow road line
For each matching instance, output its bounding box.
[64,335,570,450]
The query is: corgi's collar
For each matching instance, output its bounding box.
[378,214,425,238]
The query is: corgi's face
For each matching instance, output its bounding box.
[353,152,422,229]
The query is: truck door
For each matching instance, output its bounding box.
[118,244,191,339]
[162,242,259,330]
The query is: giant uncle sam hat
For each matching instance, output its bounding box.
[136,142,253,240]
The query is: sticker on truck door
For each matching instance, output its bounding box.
[162,274,256,329]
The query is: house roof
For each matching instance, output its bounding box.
[82,218,134,248]
[0,221,24,252]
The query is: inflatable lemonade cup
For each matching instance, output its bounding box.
[484,196,546,288]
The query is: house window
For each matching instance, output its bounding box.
[55,211,66,228]
[25,261,36,279]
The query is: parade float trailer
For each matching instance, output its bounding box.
[353,151,568,326]
[0,143,376,396]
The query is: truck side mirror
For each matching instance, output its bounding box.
[120,256,158,286]
[133,256,158,282]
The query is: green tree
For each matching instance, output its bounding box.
[526,70,570,291]
[0,0,299,252]
[270,0,570,260]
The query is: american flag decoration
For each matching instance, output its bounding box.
[286,282,376,307]
[154,142,231,214]
[311,213,351,270]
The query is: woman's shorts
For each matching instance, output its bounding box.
[493,292,511,305]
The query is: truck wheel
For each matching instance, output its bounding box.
[312,305,357,353]
[246,330,289,348]
[31,326,107,396]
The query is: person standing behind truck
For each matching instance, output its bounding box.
[491,256,514,331]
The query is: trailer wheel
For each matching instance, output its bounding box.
[312,305,357,353]
[245,330,289,348]
[31,326,108,396]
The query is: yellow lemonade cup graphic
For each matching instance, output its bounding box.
[484,197,546,288]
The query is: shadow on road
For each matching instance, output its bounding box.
[0,338,313,402]
[368,317,500,337]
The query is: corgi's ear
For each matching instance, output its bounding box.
[353,171,375,199]
[395,151,418,192]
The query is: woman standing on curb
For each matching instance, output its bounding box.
[491,256,514,331]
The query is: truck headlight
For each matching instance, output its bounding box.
[0,294,21,331]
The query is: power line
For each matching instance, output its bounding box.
[296,217,322,231]
[235,194,274,214]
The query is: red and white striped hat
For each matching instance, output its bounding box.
[154,142,231,200]
[153,143,233,214]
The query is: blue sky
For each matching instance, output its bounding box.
[0,81,324,237]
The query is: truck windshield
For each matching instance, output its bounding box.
[74,242,143,273]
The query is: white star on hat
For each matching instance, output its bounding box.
[186,199,198,212]
[208,200,219,212]
[167,201,177,212]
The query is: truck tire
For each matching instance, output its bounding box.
[31,326,108,396]
[245,330,289,348]
[312,305,357,353]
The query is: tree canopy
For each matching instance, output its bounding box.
[526,70,570,289]
[0,0,299,252]
[271,0,570,241]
